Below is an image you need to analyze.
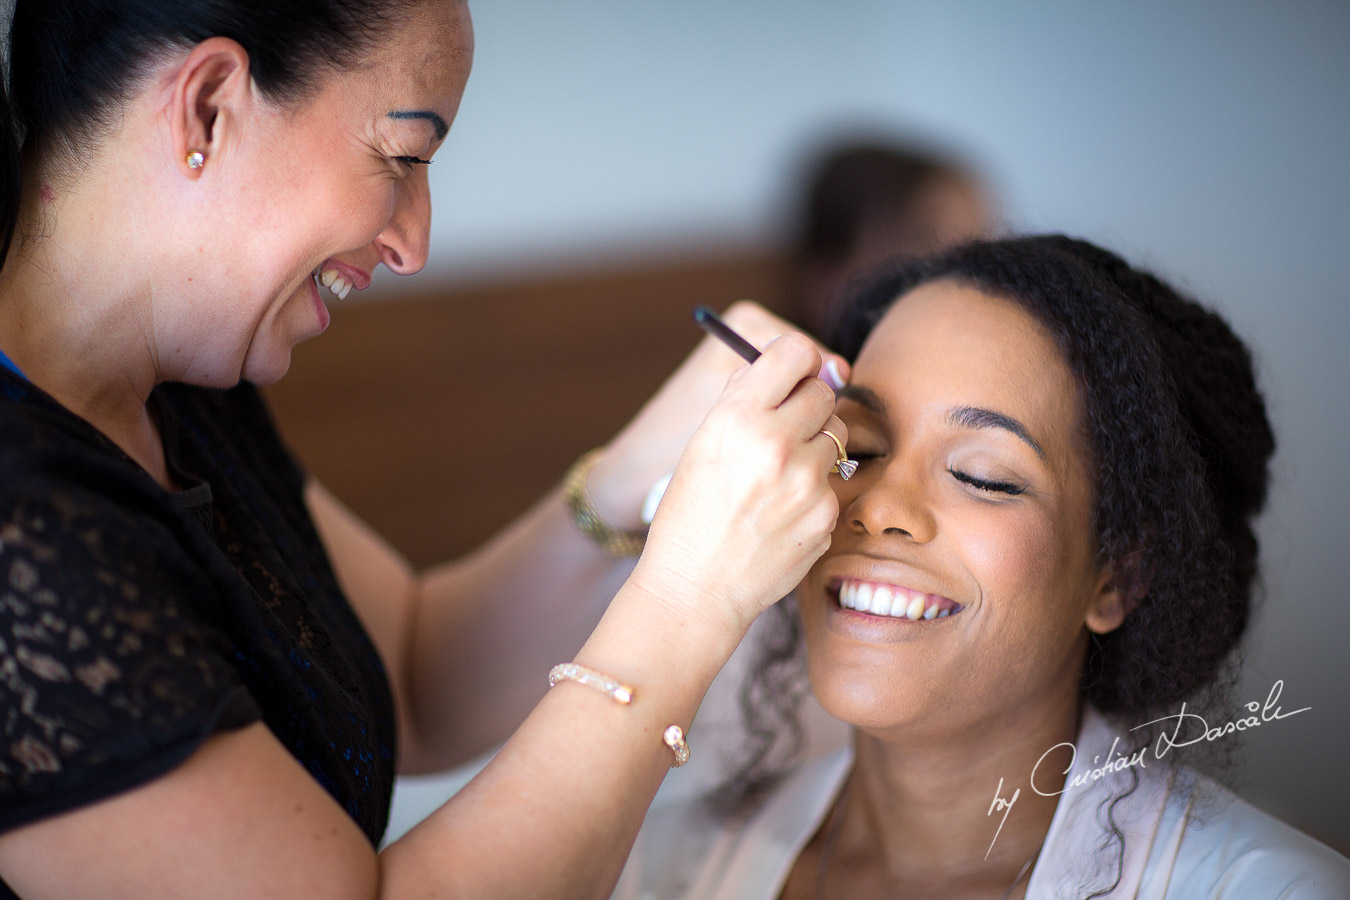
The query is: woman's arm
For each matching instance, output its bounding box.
[0,582,739,900]
[0,330,843,899]
[312,302,849,773]
[307,477,633,772]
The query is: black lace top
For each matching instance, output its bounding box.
[0,370,397,882]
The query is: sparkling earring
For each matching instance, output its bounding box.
[186,150,205,170]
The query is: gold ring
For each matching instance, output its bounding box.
[820,429,858,480]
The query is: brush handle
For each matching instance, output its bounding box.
[693,306,762,364]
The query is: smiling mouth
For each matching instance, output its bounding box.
[832,577,964,621]
[314,266,353,301]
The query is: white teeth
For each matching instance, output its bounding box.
[888,591,908,617]
[326,276,351,299]
[836,580,956,622]
[317,266,356,300]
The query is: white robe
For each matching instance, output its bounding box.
[613,708,1350,899]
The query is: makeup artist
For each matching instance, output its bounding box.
[0,1,851,897]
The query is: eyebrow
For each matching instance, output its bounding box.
[837,384,886,413]
[946,406,1046,458]
[837,386,1045,458]
[387,110,448,141]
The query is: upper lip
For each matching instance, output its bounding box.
[318,258,372,291]
[819,553,961,605]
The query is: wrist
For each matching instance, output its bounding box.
[584,443,667,532]
[563,449,649,556]
[623,557,756,651]
[573,576,747,715]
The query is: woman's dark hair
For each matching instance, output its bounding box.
[724,234,1276,826]
[0,0,422,265]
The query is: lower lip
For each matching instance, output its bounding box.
[309,276,330,333]
[824,595,959,644]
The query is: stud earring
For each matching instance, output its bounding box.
[186,151,205,170]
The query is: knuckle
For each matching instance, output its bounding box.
[776,331,819,362]
[803,377,835,406]
[723,300,765,326]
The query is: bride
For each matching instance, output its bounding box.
[613,235,1350,899]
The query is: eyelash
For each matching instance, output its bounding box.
[948,468,1026,496]
[393,156,432,167]
[843,445,1026,497]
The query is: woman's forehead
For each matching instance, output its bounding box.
[853,281,1085,452]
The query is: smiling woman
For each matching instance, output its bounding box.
[612,236,1350,899]
[0,1,858,898]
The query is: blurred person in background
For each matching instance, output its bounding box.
[786,139,996,337]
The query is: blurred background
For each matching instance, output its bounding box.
[264,0,1350,853]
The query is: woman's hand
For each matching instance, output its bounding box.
[627,331,847,634]
[585,301,850,531]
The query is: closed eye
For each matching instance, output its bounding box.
[949,468,1026,496]
[393,155,432,168]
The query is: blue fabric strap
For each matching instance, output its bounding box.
[0,347,27,380]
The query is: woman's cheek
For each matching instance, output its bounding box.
[956,504,1069,621]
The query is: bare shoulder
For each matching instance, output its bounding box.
[0,722,379,900]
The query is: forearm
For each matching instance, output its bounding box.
[403,483,637,771]
[383,580,740,898]
[0,588,737,900]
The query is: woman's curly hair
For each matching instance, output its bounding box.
[721,233,1276,813]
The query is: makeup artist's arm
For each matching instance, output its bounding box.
[0,335,847,900]
[309,302,850,772]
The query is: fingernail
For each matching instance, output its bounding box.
[824,359,847,390]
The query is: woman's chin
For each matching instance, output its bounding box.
[239,347,294,386]
[807,661,921,733]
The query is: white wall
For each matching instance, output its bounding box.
[389,0,1350,849]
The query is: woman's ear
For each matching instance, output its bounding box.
[1084,563,1136,635]
[168,37,253,177]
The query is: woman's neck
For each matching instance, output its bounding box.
[1,179,172,487]
[802,693,1081,899]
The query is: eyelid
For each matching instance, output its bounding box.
[393,156,433,166]
[948,467,1027,496]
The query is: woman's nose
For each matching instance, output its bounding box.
[375,170,432,275]
[843,460,937,543]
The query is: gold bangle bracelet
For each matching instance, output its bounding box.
[562,449,648,557]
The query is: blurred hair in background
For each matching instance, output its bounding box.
[785,137,996,335]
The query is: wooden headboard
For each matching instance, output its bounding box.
[263,248,793,569]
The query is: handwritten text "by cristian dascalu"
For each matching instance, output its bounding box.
[983,680,1310,859]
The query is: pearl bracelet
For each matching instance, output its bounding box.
[547,662,691,768]
[547,662,634,704]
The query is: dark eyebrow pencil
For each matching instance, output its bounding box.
[693,306,761,363]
